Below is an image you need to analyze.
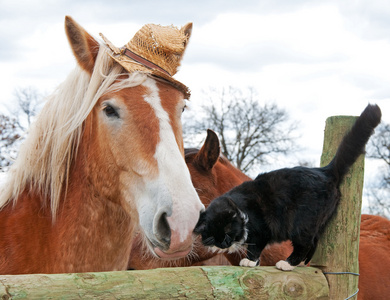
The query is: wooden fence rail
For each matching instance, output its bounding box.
[0,266,328,299]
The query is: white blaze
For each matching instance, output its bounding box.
[138,77,203,246]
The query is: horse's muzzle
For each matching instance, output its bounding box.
[150,208,200,259]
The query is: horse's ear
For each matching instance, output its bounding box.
[194,129,221,171]
[182,22,193,40]
[65,16,100,75]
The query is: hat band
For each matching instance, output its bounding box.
[122,48,171,76]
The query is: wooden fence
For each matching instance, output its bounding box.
[0,115,362,299]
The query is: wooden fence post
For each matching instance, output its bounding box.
[311,116,363,300]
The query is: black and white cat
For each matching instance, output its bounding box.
[194,104,381,271]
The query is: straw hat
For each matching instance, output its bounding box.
[100,22,192,99]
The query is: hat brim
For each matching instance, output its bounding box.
[108,53,191,99]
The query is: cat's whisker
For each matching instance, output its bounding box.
[209,246,226,254]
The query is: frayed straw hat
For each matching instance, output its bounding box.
[100,22,192,99]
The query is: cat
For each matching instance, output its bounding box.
[194,104,381,271]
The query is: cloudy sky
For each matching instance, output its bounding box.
[1,0,389,209]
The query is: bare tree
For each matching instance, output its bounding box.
[365,188,390,218]
[369,123,390,184]
[366,122,390,216]
[0,114,22,169]
[12,86,42,130]
[183,86,298,173]
[0,87,44,170]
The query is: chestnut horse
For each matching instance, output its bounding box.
[0,17,204,274]
[129,129,390,300]
[358,214,390,299]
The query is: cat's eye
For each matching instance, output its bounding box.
[224,223,232,233]
[203,236,215,246]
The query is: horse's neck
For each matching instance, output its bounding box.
[57,178,134,272]
[215,163,251,192]
[0,152,135,274]
[52,145,135,272]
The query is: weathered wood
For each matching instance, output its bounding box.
[0,266,328,299]
[311,116,363,300]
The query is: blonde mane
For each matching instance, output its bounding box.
[0,45,147,218]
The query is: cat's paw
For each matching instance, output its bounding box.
[239,258,258,267]
[276,260,295,271]
[298,261,307,267]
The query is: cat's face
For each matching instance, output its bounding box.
[194,196,248,253]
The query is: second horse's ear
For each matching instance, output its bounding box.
[194,129,221,171]
[65,16,100,75]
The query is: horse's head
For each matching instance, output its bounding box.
[65,17,204,259]
[185,130,252,207]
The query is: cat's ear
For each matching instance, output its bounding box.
[226,198,246,222]
[194,221,206,234]
[194,213,206,234]
[226,198,238,212]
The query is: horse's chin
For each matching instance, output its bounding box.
[142,235,193,260]
[153,247,192,260]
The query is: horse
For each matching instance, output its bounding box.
[127,129,292,269]
[128,129,390,300]
[358,214,390,299]
[0,16,204,275]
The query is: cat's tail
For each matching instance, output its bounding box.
[325,104,381,185]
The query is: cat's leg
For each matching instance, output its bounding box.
[240,244,261,267]
[276,243,312,271]
[295,247,313,267]
[240,238,267,267]
[289,236,319,267]
[304,237,319,265]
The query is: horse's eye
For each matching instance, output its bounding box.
[104,105,120,118]
[181,100,188,114]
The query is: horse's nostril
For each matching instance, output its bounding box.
[156,212,171,246]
